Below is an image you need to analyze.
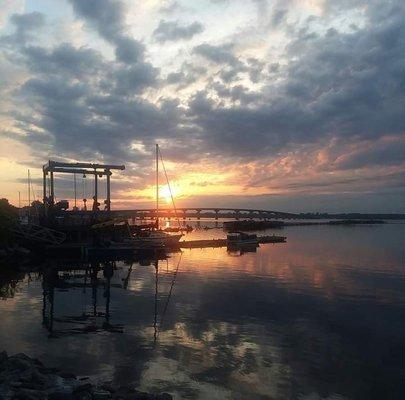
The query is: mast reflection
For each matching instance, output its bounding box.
[41,251,180,341]
[153,252,182,344]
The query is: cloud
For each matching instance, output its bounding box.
[187,1,405,163]
[68,0,125,42]
[68,0,144,63]
[1,0,405,210]
[194,43,239,66]
[335,137,405,170]
[153,20,204,42]
[23,44,103,78]
[159,2,185,15]
[1,11,45,45]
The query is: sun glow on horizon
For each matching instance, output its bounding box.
[159,184,179,204]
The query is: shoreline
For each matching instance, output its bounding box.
[0,352,172,400]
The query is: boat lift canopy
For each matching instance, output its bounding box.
[43,160,125,213]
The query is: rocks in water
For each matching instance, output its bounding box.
[0,351,8,365]
[91,390,111,400]
[0,353,172,400]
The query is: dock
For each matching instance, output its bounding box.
[179,235,286,249]
[45,235,287,258]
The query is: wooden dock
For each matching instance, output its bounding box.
[45,235,287,258]
[179,235,286,249]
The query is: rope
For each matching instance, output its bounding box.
[158,146,181,227]
[28,171,40,218]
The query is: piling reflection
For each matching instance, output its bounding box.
[42,262,125,338]
[40,253,183,341]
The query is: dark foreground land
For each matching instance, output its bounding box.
[0,352,171,400]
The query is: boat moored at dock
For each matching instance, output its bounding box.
[227,231,259,245]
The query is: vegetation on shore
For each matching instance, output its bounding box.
[0,199,18,247]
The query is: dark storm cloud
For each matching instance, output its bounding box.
[113,62,159,94]
[68,0,144,64]
[11,11,45,39]
[166,71,186,85]
[69,0,124,40]
[19,73,183,162]
[113,36,144,64]
[336,139,405,170]
[193,44,266,85]
[187,1,405,161]
[23,44,103,78]
[0,0,186,166]
[1,11,45,45]
[153,20,204,42]
[7,34,180,165]
[194,43,239,66]
[187,91,318,157]
[210,82,260,105]
[165,62,207,88]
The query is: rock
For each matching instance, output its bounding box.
[157,394,172,400]
[73,383,92,394]
[59,373,76,380]
[74,391,92,400]
[0,383,14,400]
[122,390,159,400]
[48,393,75,400]
[72,383,93,400]
[13,388,47,400]
[98,384,115,394]
[6,356,34,373]
[32,359,44,368]
[92,389,112,400]
[0,352,7,365]
[12,354,32,363]
[0,353,172,400]
[18,382,46,391]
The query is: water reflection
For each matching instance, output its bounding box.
[40,255,183,343]
[42,262,125,338]
[1,224,405,399]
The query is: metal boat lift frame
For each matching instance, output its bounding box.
[43,160,125,214]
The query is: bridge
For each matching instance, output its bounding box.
[63,208,297,220]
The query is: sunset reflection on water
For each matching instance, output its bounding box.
[0,223,404,399]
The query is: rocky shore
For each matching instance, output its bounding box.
[0,352,172,400]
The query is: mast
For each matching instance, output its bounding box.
[156,143,159,229]
[74,173,77,209]
[28,169,31,222]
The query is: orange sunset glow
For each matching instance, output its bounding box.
[1,2,405,400]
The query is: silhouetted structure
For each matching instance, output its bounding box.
[43,160,125,215]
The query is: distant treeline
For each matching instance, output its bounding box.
[298,213,405,220]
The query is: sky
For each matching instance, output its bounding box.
[0,0,404,213]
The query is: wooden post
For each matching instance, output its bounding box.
[50,170,54,205]
[43,168,47,217]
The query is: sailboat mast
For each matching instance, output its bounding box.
[28,169,31,222]
[156,143,159,229]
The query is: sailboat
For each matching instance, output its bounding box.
[130,144,183,248]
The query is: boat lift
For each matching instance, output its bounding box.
[43,160,125,215]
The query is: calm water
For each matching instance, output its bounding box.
[1,223,405,399]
